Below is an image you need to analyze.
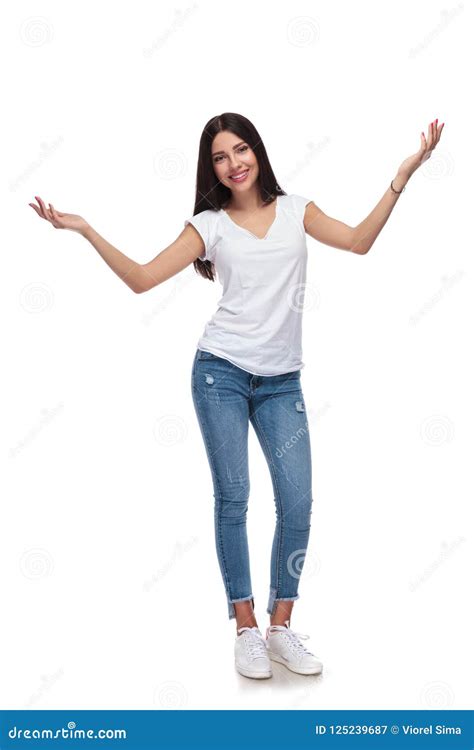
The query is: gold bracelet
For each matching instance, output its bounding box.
[390,179,406,194]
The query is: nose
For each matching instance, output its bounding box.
[229,157,243,173]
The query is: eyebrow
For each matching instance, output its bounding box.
[212,141,247,157]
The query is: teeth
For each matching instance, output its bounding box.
[230,170,249,180]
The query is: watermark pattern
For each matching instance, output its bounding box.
[287,281,320,314]
[10,136,64,192]
[141,270,195,327]
[143,536,199,592]
[263,657,327,705]
[420,680,455,708]
[153,148,188,180]
[19,282,55,313]
[143,3,199,59]
[283,137,331,184]
[9,401,64,459]
[409,270,465,326]
[287,16,320,47]
[275,401,331,459]
[275,421,309,460]
[419,414,455,446]
[19,16,54,47]
[19,548,54,580]
[409,536,466,592]
[421,150,454,180]
[286,548,320,579]
[153,680,188,708]
[408,3,464,59]
[153,414,188,446]
[24,668,64,708]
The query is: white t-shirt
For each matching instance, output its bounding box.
[184,193,312,376]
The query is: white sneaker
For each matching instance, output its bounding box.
[265,619,323,675]
[234,626,273,679]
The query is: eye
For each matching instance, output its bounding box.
[213,145,249,164]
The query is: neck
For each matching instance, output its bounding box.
[225,186,272,212]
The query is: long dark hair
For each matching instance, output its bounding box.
[190,112,287,282]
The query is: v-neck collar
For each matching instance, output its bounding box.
[220,196,280,241]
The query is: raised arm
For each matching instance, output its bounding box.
[304,118,444,255]
[28,196,205,293]
[139,224,205,291]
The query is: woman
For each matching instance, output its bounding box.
[29,112,444,681]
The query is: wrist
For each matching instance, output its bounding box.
[393,172,410,191]
[80,223,94,239]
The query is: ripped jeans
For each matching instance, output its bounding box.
[191,348,314,620]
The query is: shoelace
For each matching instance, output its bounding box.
[267,623,315,656]
[237,626,268,660]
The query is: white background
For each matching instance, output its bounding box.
[1,0,472,711]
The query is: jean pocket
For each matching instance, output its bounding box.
[197,349,218,361]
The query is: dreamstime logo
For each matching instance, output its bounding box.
[153,148,187,180]
[9,401,64,459]
[143,3,198,58]
[420,680,455,707]
[141,270,195,327]
[20,548,54,580]
[265,660,326,705]
[421,150,454,179]
[408,3,464,59]
[409,536,466,592]
[19,16,54,47]
[409,270,465,326]
[419,414,454,446]
[276,422,308,459]
[287,16,320,47]
[143,536,199,592]
[25,668,64,708]
[153,680,188,708]
[287,281,320,314]
[10,136,64,192]
[19,282,55,313]
[283,137,331,183]
[153,414,188,446]
[286,548,320,579]
[306,401,332,427]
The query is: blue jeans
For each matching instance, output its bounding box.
[191,348,314,620]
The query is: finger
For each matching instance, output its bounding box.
[427,120,434,149]
[49,203,60,223]
[35,195,52,221]
[33,196,48,219]
[435,121,444,145]
[29,203,42,217]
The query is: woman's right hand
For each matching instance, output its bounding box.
[28,195,89,234]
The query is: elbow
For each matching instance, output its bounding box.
[132,267,159,293]
[349,233,371,255]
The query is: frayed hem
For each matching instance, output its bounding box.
[227,595,254,620]
[267,591,300,617]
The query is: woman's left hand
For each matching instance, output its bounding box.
[397,119,445,181]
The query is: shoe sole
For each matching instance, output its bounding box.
[267,651,323,675]
[235,662,273,679]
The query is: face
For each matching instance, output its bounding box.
[211,130,259,193]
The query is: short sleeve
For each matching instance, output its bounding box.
[184,210,218,263]
[291,194,313,225]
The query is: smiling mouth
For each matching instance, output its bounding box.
[229,169,250,182]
